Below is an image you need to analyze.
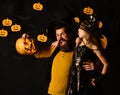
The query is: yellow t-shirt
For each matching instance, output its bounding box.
[48,51,73,95]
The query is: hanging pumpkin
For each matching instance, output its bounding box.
[0,29,8,37]
[74,17,80,23]
[100,35,107,49]
[11,24,21,32]
[98,21,103,28]
[83,6,94,15]
[15,37,36,55]
[33,2,43,11]
[37,34,47,42]
[2,18,12,26]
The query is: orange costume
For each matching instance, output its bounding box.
[34,47,74,95]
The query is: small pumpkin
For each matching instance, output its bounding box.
[37,34,47,42]
[2,18,12,26]
[15,37,36,55]
[11,24,21,32]
[83,6,94,15]
[0,29,8,37]
[100,35,107,49]
[98,21,103,28]
[33,2,43,11]
[74,17,80,23]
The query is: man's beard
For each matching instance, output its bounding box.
[58,39,71,52]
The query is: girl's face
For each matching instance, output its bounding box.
[78,28,88,38]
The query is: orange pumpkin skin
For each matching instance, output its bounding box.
[11,24,21,32]
[74,17,80,23]
[83,7,94,15]
[100,35,107,49]
[2,18,12,26]
[0,29,8,37]
[33,2,43,11]
[37,34,47,42]
[15,37,36,55]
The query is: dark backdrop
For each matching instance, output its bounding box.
[0,0,119,95]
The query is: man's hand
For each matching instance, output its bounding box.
[51,41,59,48]
[22,33,29,38]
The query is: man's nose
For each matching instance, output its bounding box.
[58,35,62,39]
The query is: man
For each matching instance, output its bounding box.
[47,19,76,95]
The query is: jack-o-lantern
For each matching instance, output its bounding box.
[11,24,21,32]
[83,6,94,15]
[98,21,103,28]
[74,17,80,23]
[0,29,8,37]
[15,37,36,55]
[2,18,12,26]
[37,34,47,42]
[100,35,107,49]
[33,2,43,11]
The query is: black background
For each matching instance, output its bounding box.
[0,0,119,95]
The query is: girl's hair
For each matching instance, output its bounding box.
[79,16,104,49]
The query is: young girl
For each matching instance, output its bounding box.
[67,16,109,95]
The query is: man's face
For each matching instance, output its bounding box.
[55,27,69,47]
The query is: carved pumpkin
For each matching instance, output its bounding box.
[100,35,107,49]
[33,2,43,11]
[0,29,8,37]
[74,17,80,23]
[15,37,36,55]
[2,18,12,26]
[83,6,94,15]
[37,34,47,42]
[11,24,21,32]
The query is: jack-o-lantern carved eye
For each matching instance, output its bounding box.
[2,18,12,26]
[83,6,94,15]
[11,24,21,32]
[33,2,43,11]
[0,29,8,37]
[37,34,47,42]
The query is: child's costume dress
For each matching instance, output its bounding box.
[67,45,104,95]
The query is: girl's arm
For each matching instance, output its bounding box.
[91,48,109,86]
[93,49,109,75]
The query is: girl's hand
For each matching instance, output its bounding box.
[90,78,96,86]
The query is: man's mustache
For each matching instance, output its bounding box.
[59,38,67,43]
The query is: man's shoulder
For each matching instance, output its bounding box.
[34,46,58,58]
